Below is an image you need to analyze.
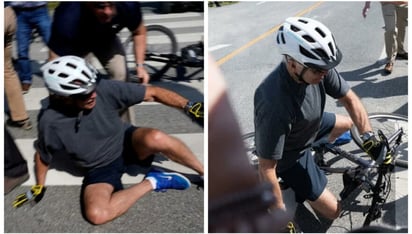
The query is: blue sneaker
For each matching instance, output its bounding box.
[146,170,191,192]
[334,131,352,146]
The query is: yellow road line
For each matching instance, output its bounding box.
[216,2,323,66]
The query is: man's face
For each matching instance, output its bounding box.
[88,2,116,24]
[72,90,97,110]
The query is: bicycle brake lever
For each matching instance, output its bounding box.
[377,130,390,150]
[374,130,390,165]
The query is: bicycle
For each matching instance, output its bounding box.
[123,24,204,82]
[242,112,408,228]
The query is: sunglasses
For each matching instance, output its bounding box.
[293,59,328,75]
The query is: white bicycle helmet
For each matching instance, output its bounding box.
[276,17,342,70]
[41,56,97,96]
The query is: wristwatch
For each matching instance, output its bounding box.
[361,131,374,141]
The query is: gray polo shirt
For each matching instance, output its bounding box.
[36,79,146,169]
[254,62,350,172]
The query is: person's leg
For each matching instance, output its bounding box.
[82,152,190,225]
[82,156,154,225]
[4,128,29,194]
[94,37,128,81]
[83,181,153,225]
[94,37,135,123]
[395,4,408,55]
[4,7,30,122]
[307,188,341,219]
[15,10,33,88]
[32,6,51,44]
[315,112,352,144]
[328,114,353,143]
[278,151,341,220]
[131,127,204,175]
[381,3,398,63]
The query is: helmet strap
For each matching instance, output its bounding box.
[295,67,310,85]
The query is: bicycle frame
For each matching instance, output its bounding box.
[316,128,404,226]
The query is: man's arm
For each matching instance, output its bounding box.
[13,150,49,207]
[339,89,372,134]
[34,150,49,186]
[258,158,285,210]
[132,21,150,84]
[144,86,189,109]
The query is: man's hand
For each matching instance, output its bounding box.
[184,101,204,127]
[363,131,394,164]
[137,65,150,84]
[13,185,46,208]
[362,132,383,161]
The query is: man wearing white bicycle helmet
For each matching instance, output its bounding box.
[12,56,204,225]
[254,17,380,220]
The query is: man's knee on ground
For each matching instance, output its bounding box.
[86,206,112,225]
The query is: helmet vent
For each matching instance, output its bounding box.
[70,79,86,86]
[290,25,300,32]
[277,32,286,44]
[58,73,69,78]
[81,71,91,79]
[312,48,328,60]
[328,42,335,56]
[299,46,318,60]
[315,27,326,38]
[302,35,315,43]
[298,19,308,24]
[61,84,77,90]
[66,62,77,69]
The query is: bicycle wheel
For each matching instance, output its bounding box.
[123,25,178,81]
[242,132,259,168]
[350,113,408,168]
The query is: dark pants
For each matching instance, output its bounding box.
[5,128,28,177]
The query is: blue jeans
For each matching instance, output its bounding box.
[14,6,51,84]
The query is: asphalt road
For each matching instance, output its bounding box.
[5,5,204,233]
[209,2,408,232]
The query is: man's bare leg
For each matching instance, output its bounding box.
[83,181,153,225]
[307,187,341,220]
[132,128,204,176]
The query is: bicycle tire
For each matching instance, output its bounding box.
[123,24,178,81]
[350,113,408,168]
[242,132,259,168]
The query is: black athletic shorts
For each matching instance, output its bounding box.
[277,112,335,203]
[82,126,154,192]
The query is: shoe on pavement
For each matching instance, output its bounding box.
[384,62,393,74]
[21,83,31,94]
[396,52,408,60]
[6,118,33,130]
[5,173,29,194]
[146,169,191,192]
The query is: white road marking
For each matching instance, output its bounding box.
[208,44,231,52]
